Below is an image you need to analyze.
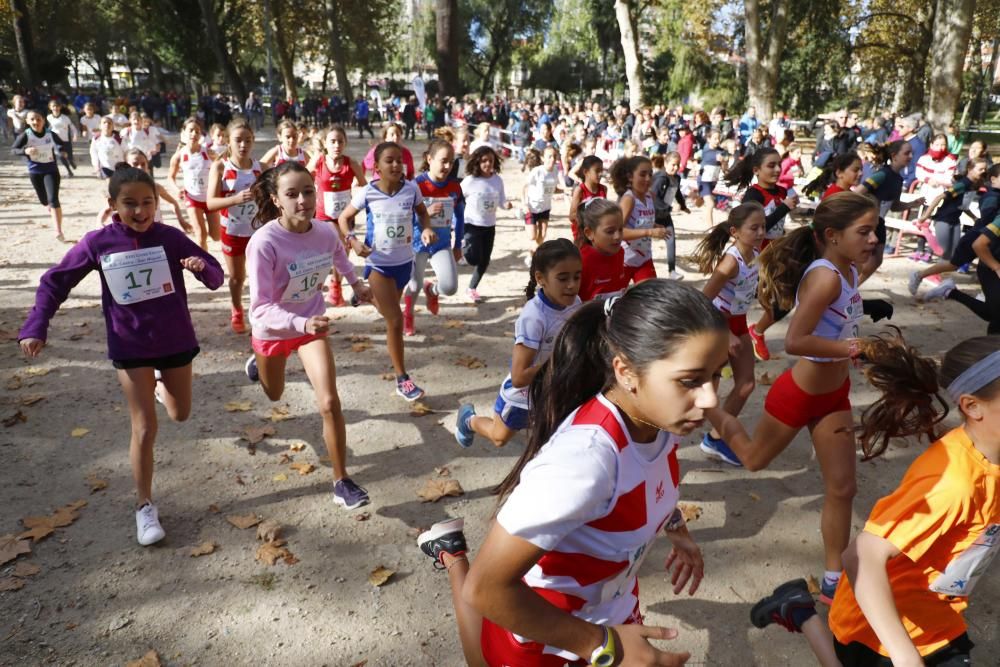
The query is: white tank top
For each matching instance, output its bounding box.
[795,259,862,363]
[180,147,212,200]
[220,158,262,237]
[712,246,759,316]
[622,190,656,268]
[276,145,305,165]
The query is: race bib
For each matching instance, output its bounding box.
[324,190,351,219]
[373,211,412,250]
[477,194,498,216]
[101,246,175,305]
[425,196,454,229]
[226,201,259,235]
[930,524,999,597]
[184,170,206,194]
[281,253,333,303]
[839,292,863,341]
[28,146,54,163]
[543,182,556,198]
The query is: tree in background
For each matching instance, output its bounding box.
[435,0,460,96]
[614,0,644,109]
[926,0,976,129]
[743,0,791,119]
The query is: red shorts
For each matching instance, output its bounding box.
[221,228,251,257]
[251,333,324,358]
[727,313,749,336]
[185,192,208,211]
[624,261,656,284]
[764,369,851,428]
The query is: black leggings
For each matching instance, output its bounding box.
[29,171,61,208]
[463,223,496,290]
[656,216,677,272]
[835,633,972,666]
[948,261,1000,334]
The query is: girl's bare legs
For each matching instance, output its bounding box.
[809,410,857,572]
[192,208,209,249]
[754,306,776,336]
[369,271,407,376]
[710,335,755,439]
[802,615,843,667]
[51,206,64,238]
[469,413,518,448]
[224,254,247,312]
[297,339,349,480]
[442,553,485,666]
[703,194,715,228]
[207,211,221,242]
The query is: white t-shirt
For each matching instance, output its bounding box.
[525,165,558,214]
[46,114,75,142]
[461,174,506,227]
[79,115,101,140]
[7,108,28,133]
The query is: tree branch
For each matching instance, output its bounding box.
[852,41,916,58]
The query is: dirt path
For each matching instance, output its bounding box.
[0,129,996,666]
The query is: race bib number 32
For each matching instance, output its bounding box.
[101,246,175,305]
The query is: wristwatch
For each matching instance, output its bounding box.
[590,625,617,667]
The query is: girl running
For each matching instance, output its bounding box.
[12,110,69,241]
[338,142,436,401]
[90,116,125,179]
[455,239,582,449]
[18,164,223,546]
[522,146,560,254]
[577,198,627,302]
[79,102,101,141]
[46,100,77,177]
[261,119,311,168]
[651,152,691,280]
[243,161,373,510]
[705,192,878,605]
[752,333,1000,667]
[121,112,160,177]
[206,123,228,160]
[612,155,667,284]
[101,149,192,234]
[419,279,725,666]
[567,155,606,243]
[207,118,261,334]
[404,138,465,336]
[168,118,218,248]
[696,129,727,227]
[803,152,864,200]
[307,125,366,307]
[362,122,415,180]
[692,202,765,467]
[461,146,512,303]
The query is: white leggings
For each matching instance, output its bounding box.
[406,248,458,297]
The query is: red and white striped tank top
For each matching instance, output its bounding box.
[315,157,356,221]
[220,158,261,237]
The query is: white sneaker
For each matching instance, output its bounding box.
[976,291,985,302]
[668,270,684,281]
[135,503,165,546]
[907,271,921,296]
[923,278,956,302]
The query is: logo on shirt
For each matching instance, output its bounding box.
[655,481,665,503]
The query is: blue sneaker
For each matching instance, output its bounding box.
[700,433,744,467]
[750,579,816,631]
[245,355,259,383]
[819,577,838,605]
[333,477,370,510]
[395,374,425,401]
[455,404,476,448]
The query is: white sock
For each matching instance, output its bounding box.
[823,570,841,586]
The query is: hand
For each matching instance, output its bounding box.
[611,624,690,666]
[785,194,800,209]
[177,210,194,234]
[694,196,705,208]
[649,227,668,240]
[350,237,372,258]
[846,338,862,361]
[350,281,373,304]
[421,228,438,246]
[664,531,704,595]
[427,201,444,216]
[304,315,331,336]
[20,338,44,358]
[915,219,928,229]
[453,247,463,262]
[504,201,513,210]
[180,256,205,272]
[910,197,925,209]
[238,189,254,203]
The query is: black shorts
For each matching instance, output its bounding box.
[524,209,551,225]
[949,231,979,267]
[112,347,200,370]
[834,633,973,667]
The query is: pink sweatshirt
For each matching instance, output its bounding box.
[247,219,358,340]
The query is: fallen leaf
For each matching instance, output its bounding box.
[18,516,56,542]
[379,372,395,381]
[49,505,80,527]
[434,466,451,477]
[417,478,465,502]
[189,541,217,557]
[86,474,108,493]
[0,577,25,591]
[677,502,703,524]
[63,499,87,511]
[349,334,369,343]
[2,411,26,427]
[12,562,40,577]
[351,341,372,352]
[430,334,446,342]
[256,520,283,542]
[22,367,50,377]
[70,427,89,437]
[749,492,761,502]
[226,514,261,530]
[354,512,371,522]
[757,372,775,386]
[272,473,288,482]
[6,375,22,390]
[288,442,306,452]
[455,356,485,369]
[125,650,162,667]
[0,535,31,565]
[65,622,77,630]
[235,475,245,486]
[289,462,315,476]
[368,565,395,587]
[349,661,368,667]
[444,320,464,329]
[224,400,253,412]
[721,367,733,379]
[269,406,293,422]
[0,328,18,342]
[256,539,297,566]
[409,401,434,417]
[242,424,275,445]
[19,394,45,406]
[207,504,221,514]
[806,574,821,596]
[278,453,292,464]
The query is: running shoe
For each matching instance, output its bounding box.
[907,270,921,296]
[923,278,956,302]
[230,308,246,334]
[908,251,923,262]
[333,478,370,510]
[245,355,259,383]
[135,503,166,546]
[668,270,685,281]
[819,577,838,605]
[418,518,468,570]
[403,294,415,337]
[456,404,476,448]
[424,280,440,315]
[326,279,346,307]
[747,324,770,361]
[750,579,815,632]
[920,252,933,263]
[957,263,971,274]
[700,433,744,467]
[396,375,425,401]
[466,287,482,304]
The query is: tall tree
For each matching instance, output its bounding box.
[9,0,36,86]
[926,0,976,129]
[743,0,792,119]
[614,0,643,109]
[463,0,550,98]
[324,0,353,99]
[264,0,298,101]
[196,0,247,100]
[435,0,460,95]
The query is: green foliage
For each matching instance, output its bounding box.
[527,51,603,96]
[459,0,552,96]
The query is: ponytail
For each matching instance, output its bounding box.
[690,201,764,273]
[609,156,649,197]
[873,140,907,166]
[420,138,454,173]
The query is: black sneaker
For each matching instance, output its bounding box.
[417,518,468,570]
[245,355,259,383]
[333,477,370,510]
[750,579,815,632]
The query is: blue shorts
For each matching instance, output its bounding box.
[494,377,529,431]
[698,180,717,197]
[364,261,414,291]
[414,232,453,256]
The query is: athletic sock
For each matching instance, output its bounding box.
[823,570,841,588]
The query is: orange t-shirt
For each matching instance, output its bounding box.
[829,426,1000,657]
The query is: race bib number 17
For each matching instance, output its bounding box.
[101,246,175,305]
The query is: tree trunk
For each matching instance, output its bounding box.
[926,0,976,130]
[435,0,460,96]
[324,0,354,99]
[196,0,247,102]
[265,0,298,101]
[614,0,644,110]
[743,0,791,120]
[9,0,36,86]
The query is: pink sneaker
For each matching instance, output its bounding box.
[424,280,440,315]
[466,287,482,304]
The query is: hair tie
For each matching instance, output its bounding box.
[603,295,620,318]
[947,350,1000,403]
[582,197,606,210]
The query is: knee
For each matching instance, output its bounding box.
[383,308,402,328]
[130,419,158,445]
[228,274,244,288]
[438,274,458,296]
[316,393,342,417]
[825,476,857,503]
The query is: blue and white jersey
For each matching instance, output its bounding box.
[414,173,465,255]
[351,180,421,267]
[498,290,582,409]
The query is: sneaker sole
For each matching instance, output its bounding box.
[333,495,370,511]
[417,518,465,548]
[699,442,743,467]
[137,528,166,546]
[396,388,425,402]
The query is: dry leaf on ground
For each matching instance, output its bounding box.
[749,492,761,502]
[430,334,446,342]
[269,406,293,422]
[125,650,162,667]
[6,375,22,390]
[256,520,283,542]
[677,502,703,523]
[757,372,775,386]
[290,462,315,475]
[70,427,89,437]
[226,514,261,530]
[0,577,25,591]
[288,442,306,452]
[18,516,56,542]
[224,400,253,412]
[12,562,40,577]
[86,474,108,493]
[409,401,434,417]
[417,478,465,502]
[242,424,275,445]
[434,466,451,477]
[256,539,298,566]
[349,661,368,667]
[0,535,31,565]
[279,453,292,464]
[272,473,288,482]
[379,372,395,380]
[455,356,485,369]
[3,410,27,427]
[349,334,370,343]
[806,574,821,596]
[20,394,45,406]
[189,541,217,557]
[368,565,395,587]
[207,504,221,514]
[444,320,464,329]
[354,512,371,522]
[351,341,372,352]
[23,367,50,377]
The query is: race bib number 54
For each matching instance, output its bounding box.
[101,246,175,305]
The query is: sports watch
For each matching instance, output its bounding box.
[589,625,617,667]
